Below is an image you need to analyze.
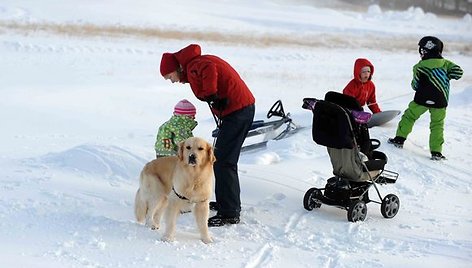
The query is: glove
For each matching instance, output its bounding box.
[210,98,228,110]
[204,94,218,103]
[205,94,228,111]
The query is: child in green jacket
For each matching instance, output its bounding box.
[155,99,198,158]
[388,36,463,160]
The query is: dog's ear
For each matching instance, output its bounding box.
[178,141,185,161]
[207,143,216,164]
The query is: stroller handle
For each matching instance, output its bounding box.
[302,98,318,111]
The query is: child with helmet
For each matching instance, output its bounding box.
[154,99,198,158]
[388,36,463,160]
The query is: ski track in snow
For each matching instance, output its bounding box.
[243,211,304,267]
[244,243,277,268]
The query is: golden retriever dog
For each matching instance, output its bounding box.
[134,137,216,244]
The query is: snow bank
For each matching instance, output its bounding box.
[30,144,146,179]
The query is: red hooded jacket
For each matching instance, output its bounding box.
[342,58,381,113]
[173,44,255,118]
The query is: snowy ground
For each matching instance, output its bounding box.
[1,0,472,267]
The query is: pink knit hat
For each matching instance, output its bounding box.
[174,99,196,117]
[160,53,179,76]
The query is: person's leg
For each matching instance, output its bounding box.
[212,105,254,220]
[429,107,446,154]
[395,101,428,138]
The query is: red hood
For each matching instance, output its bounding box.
[353,58,374,82]
[174,44,201,82]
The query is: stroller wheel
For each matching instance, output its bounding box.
[347,200,367,222]
[303,187,322,211]
[381,194,400,218]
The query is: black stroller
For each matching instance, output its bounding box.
[302,91,400,222]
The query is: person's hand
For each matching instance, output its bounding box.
[205,94,228,110]
[210,98,228,110]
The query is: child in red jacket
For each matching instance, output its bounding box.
[343,58,381,114]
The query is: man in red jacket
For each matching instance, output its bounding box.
[160,44,255,227]
[342,58,381,114]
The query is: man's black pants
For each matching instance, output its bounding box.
[214,104,255,217]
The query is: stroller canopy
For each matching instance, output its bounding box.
[308,92,363,150]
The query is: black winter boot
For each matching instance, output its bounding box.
[208,214,240,227]
[431,151,446,160]
[388,136,405,148]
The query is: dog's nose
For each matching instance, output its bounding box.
[188,154,197,165]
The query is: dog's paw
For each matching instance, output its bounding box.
[147,222,160,230]
[161,235,174,242]
[201,236,213,244]
[145,219,159,229]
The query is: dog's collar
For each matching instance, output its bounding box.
[172,186,189,201]
[172,186,208,203]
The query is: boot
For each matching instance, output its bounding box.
[387,136,405,148]
[431,151,446,160]
[208,214,240,227]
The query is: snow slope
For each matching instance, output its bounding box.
[1,0,471,267]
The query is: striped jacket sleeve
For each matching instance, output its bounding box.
[447,61,463,80]
[411,64,420,91]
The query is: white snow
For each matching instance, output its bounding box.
[1,0,471,267]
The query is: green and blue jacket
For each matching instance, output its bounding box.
[412,58,463,108]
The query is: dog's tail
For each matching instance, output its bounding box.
[134,188,147,224]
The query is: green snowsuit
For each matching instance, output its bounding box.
[154,115,198,157]
[396,58,463,153]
